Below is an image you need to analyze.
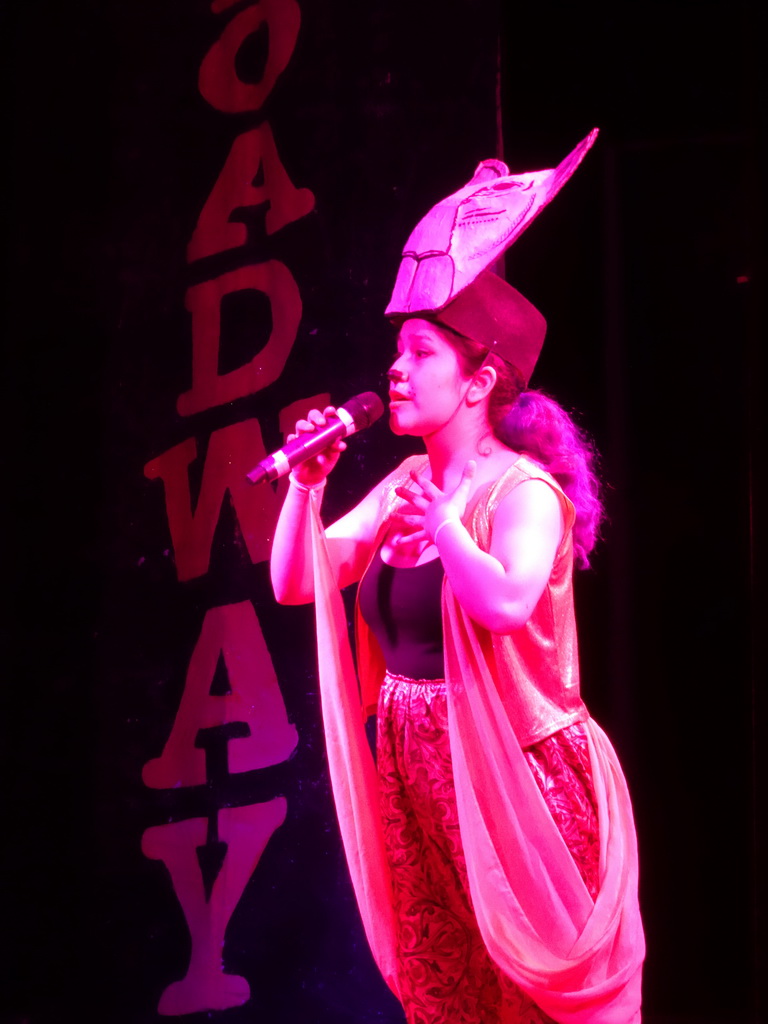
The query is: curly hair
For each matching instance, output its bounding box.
[447,332,604,568]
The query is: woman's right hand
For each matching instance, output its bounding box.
[288,406,347,486]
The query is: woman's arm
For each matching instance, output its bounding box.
[396,465,563,633]
[269,406,386,605]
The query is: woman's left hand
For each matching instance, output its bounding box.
[394,461,476,543]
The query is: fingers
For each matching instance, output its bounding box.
[408,463,476,498]
[410,469,447,501]
[286,406,347,489]
[391,526,428,548]
[395,485,425,503]
[294,406,339,435]
[457,460,476,491]
[290,407,346,454]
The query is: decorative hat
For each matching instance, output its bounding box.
[386,129,598,381]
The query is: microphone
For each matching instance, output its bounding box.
[247,391,385,484]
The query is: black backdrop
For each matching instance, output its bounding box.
[3,1,765,1023]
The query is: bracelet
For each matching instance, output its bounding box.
[288,474,327,495]
[433,517,461,543]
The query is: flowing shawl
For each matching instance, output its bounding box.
[308,460,645,1022]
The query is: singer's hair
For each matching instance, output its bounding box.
[448,333,604,568]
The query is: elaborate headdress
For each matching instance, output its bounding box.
[386,129,598,384]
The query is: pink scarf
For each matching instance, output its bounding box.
[308,490,644,1022]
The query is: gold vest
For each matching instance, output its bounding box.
[355,454,588,746]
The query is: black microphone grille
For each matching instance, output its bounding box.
[343,391,385,429]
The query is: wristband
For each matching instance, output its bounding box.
[288,474,327,495]
[433,517,461,543]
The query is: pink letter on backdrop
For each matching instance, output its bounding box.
[199,0,300,114]
[143,419,280,582]
[188,123,315,262]
[142,800,288,1015]
[143,600,297,788]
[177,261,301,417]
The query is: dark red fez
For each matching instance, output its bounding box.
[411,270,547,386]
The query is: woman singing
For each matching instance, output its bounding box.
[270,146,644,1024]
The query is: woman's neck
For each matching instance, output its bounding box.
[423,413,509,491]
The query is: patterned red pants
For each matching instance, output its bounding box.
[377,673,600,1024]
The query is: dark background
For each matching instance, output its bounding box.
[2,1,764,1022]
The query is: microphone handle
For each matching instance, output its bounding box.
[247,406,356,484]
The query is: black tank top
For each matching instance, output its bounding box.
[358,548,445,679]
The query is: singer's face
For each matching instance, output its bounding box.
[387,319,470,437]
